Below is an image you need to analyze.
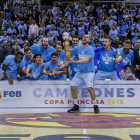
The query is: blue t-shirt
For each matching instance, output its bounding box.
[7,28,17,40]
[99,49,117,72]
[27,63,43,80]
[2,55,24,80]
[30,44,55,62]
[21,54,34,80]
[43,60,63,80]
[57,50,65,62]
[13,20,21,29]
[3,20,12,30]
[118,48,134,71]
[70,44,95,73]
[22,54,34,67]
[67,56,79,80]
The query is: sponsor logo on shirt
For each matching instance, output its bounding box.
[102,54,113,64]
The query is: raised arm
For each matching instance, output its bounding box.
[67,56,90,64]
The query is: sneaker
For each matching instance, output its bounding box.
[68,104,79,112]
[94,105,100,113]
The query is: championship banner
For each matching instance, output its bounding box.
[0,80,139,112]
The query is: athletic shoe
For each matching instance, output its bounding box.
[94,105,100,113]
[68,104,79,112]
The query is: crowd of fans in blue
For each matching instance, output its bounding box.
[0,0,140,84]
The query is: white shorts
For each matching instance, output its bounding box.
[71,72,95,88]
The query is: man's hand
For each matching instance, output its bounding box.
[58,61,64,66]
[120,70,125,76]
[29,57,34,63]
[54,67,61,70]
[67,58,75,63]
[8,79,13,85]
[55,71,62,76]
[113,58,120,64]
[22,67,27,73]
[42,71,49,75]
[26,73,32,77]
[0,74,3,80]
[136,65,140,70]
[17,75,22,81]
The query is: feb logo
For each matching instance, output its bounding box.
[0,113,140,128]
[3,91,22,97]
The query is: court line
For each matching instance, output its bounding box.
[83,129,88,139]
[0,134,30,137]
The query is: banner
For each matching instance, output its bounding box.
[0,80,139,112]
[14,0,35,5]
[125,0,140,5]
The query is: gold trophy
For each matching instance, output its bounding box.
[62,32,71,61]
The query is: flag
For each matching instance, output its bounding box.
[94,46,123,79]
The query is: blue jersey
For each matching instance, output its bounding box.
[109,29,118,42]
[2,55,24,80]
[18,25,27,35]
[27,62,43,80]
[0,36,10,46]
[48,36,54,44]
[13,20,21,29]
[30,44,55,62]
[44,60,64,80]
[46,24,55,30]
[67,56,79,80]
[14,6,20,11]
[131,32,139,44]
[119,25,127,37]
[70,44,95,73]
[6,12,12,19]
[78,26,85,38]
[39,35,44,40]
[17,34,24,45]
[7,28,17,40]
[46,50,65,62]
[118,48,134,71]
[57,50,65,62]
[22,54,34,67]
[99,49,117,72]
[21,54,34,80]
[3,20,12,31]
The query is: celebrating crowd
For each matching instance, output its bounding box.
[0,0,140,84]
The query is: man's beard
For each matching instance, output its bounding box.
[124,48,129,54]
[52,60,57,65]
[42,44,47,49]
[83,42,87,45]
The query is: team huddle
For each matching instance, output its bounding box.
[0,34,138,113]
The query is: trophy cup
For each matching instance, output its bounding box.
[62,32,71,61]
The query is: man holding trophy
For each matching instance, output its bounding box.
[62,32,99,113]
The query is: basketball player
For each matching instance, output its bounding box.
[67,34,99,113]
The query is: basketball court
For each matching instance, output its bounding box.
[0,81,140,140]
[0,112,140,140]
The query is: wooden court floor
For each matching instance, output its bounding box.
[0,112,140,140]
